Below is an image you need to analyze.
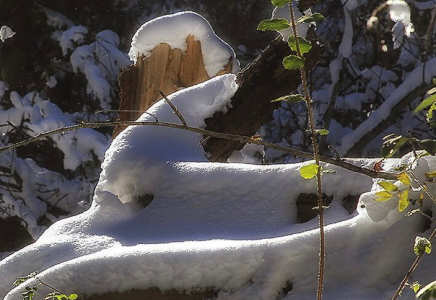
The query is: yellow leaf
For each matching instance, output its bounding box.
[398,172,411,186]
[425,171,436,179]
[375,191,393,201]
[419,190,425,206]
[378,181,398,192]
[300,164,320,179]
[398,189,410,212]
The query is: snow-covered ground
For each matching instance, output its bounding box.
[1,73,435,300]
[1,8,436,300]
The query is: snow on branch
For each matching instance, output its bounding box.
[340,57,436,156]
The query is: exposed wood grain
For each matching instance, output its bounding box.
[114,35,233,137]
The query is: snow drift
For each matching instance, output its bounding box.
[0,73,435,300]
[1,10,436,300]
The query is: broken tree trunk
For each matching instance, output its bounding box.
[203,37,321,162]
[117,36,321,160]
[114,35,233,137]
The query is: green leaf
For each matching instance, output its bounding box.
[13,271,38,287]
[300,164,320,179]
[414,94,436,113]
[425,171,436,179]
[427,102,436,122]
[271,94,304,103]
[378,181,398,192]
[283,55,305,70]
[257,19,290,31]
[381,135,408,158]
[297,13,325,24]
[287,36,312,54]
[398,189,409,212]
[411,282,422,293]
[414,236,432,256]
[22,288,37,300]
[315,129,329,135]
[374,191,393,202]
[271,0,292,7]
[416,280,436,300]
[398,172,411,186]
[67,294,78,300]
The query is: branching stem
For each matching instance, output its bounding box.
[288,3,325,300]
[391,226,436,300]
[0,119,397,179]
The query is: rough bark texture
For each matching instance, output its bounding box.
[203,37,321,162]
[116,36,321,159]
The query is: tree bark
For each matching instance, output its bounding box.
[117,36,321,160]
[203,37,321,162]
[114,36,233,137]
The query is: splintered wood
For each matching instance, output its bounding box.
[114,35,233,137]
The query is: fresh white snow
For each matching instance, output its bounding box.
[0,91,109,237]
[388,0,413,49]
[0,73,435,300]
[340,57,436,156]
[2,9,436,300]
[129,11,240,77]
[0,26,16,42]
[339,6,353,58]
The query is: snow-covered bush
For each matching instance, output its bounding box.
[263,0,436,161]
[0,89,109,239]
[0,5,129,244]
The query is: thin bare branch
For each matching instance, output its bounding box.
[0,121,398,180]
[96,109,159,122]
[391,226,436,300]
[152,82,188,127]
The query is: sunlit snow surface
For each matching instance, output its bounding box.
[129,11,239,77]
[0,74,435,300]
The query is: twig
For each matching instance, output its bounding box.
[0,119,398,180]
[425,4,436,54]
[96,109,159,122]
[35,277,64,295]
[151,82,187,127]
[409,171,436,206]
[328,145,341,161]
[391,170,436,300]
[288,4,325,299]
[391,226,436,300]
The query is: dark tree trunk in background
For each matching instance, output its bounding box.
[117,36,321,161]
[203,37,321,162]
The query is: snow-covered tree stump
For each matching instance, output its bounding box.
[114,13,237,137]
[117,24,321,161]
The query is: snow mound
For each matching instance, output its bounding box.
[129,11,239,77]
[0,75,436,300]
